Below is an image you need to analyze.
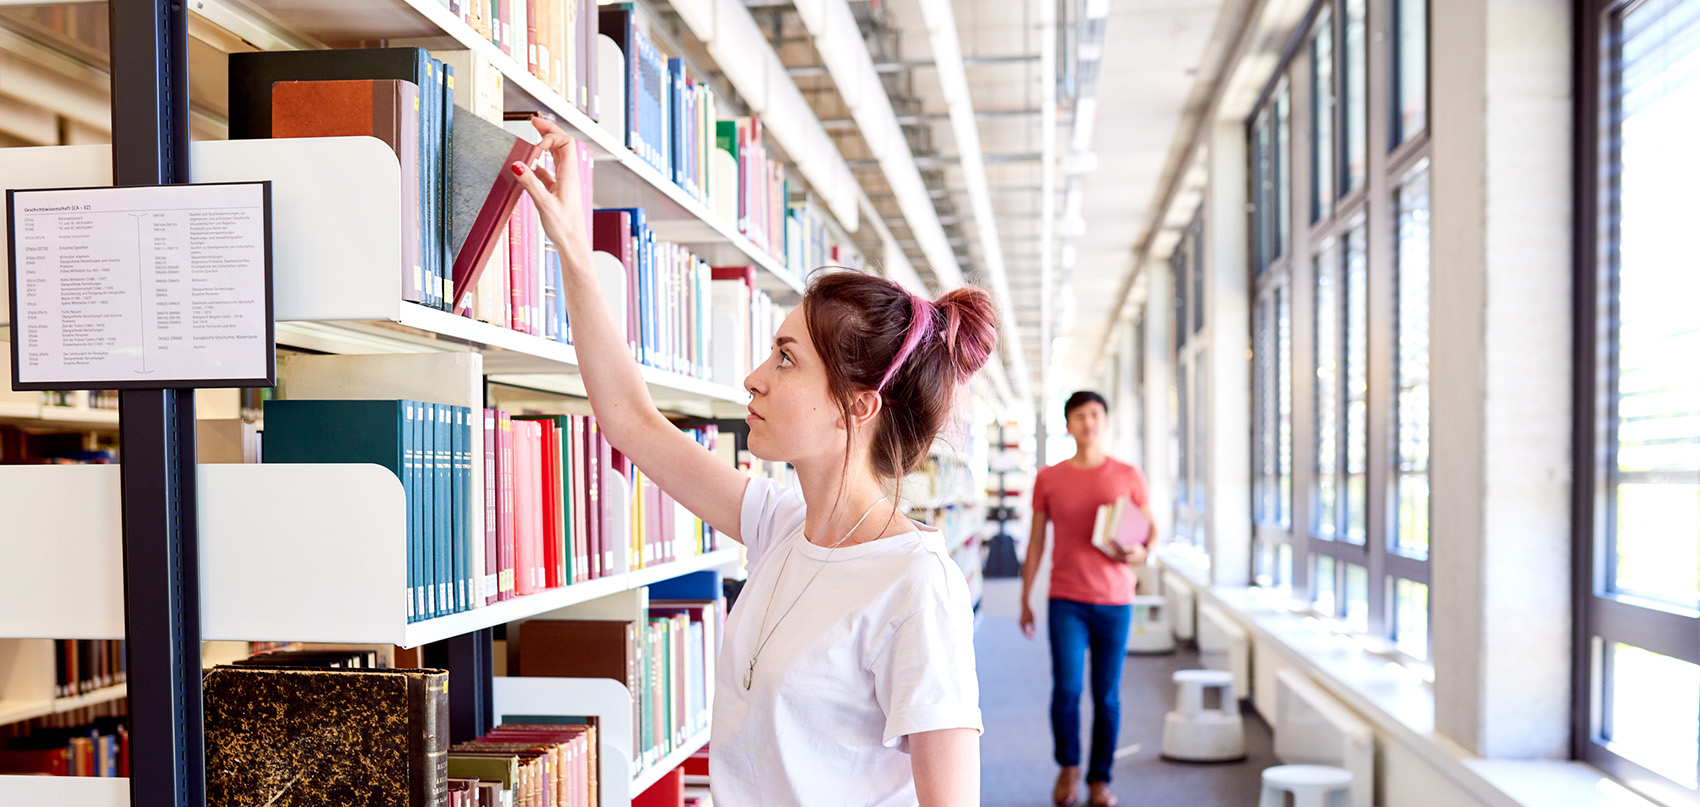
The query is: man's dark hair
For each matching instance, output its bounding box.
[1063,390,1109,419]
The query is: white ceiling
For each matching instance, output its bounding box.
[866,0,1228,399]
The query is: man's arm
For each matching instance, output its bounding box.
[1019,510,1049,638]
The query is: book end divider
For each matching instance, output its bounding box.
[110,0,205,804]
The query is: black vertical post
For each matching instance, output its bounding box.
[109,1,203,805]
[426,628,495,741]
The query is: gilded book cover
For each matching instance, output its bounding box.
[204,665,449,806]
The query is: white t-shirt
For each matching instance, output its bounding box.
[709,477,983,807]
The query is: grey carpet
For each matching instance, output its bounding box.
[976,578,1277,806]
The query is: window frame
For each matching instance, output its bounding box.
[1573,1,1700,802]
[1246,0,1432,660]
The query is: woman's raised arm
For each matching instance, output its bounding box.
[513,116,751,543]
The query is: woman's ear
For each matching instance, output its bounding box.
[848,389,883,429]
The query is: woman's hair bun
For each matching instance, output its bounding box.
[932,285,998,382]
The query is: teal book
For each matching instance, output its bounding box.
[409,403,427,621]
[440,60,456,311]
[262,399,420,623]
[434,404,453,614]
[451,405,470,612]
[416,402,431,618]
[403,402,420,623]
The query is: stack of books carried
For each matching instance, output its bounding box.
[1090,496,1154,559]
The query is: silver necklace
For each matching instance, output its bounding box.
[744,497,887,690]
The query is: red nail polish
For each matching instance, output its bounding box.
[511,162,524,176]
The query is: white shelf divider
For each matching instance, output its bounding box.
[0,464,739,647]
[0,775,129,807]
[492,676,710,806]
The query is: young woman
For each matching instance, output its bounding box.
[1018,391,1155,807]
[513,117,994,807]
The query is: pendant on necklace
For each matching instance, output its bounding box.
[745,658,755,690]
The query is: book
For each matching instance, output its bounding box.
[1091,496,1153,558]
[449,112,544,313]
[270,79,423,306]
[202,665,449,806]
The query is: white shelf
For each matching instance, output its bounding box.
[631,728,710,798]
[0,464,741,648]
[52,684,128,713]
[0,404,121,432]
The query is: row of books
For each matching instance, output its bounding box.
[0,427,118,465]
[54,640,125,699]
[260,399,724,623]
[451,722,597,807]
[592,208,715,379]
[0,705,128,777]
[233,48,463,313]
[440,0,599,120]
[37,390,118,410]
[515,572,721,773]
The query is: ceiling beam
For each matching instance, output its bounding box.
[788,53,1040,77]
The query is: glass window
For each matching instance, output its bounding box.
[1276,80,1292,255]
[1609,0,1700,610]
[1343,0,1368,191]
[1195,347,1209,509]
[1191,225,1207,336]
[1343,221,1368,545]
[1581,2,1700,799]
[1344,563,1369,633]
[1254,110,1274,274]
[1314,555,1338,616]
[1254,297,1275,523]
[1394,0,1428,144]
[1393,578,1429,660]
[1311,6,1335,222]
[1606,643,1699,789]
[1395,164,1432,559]
[1314,240,1340,540]
[1277,284,1294,529]
[1177,361,1190,507]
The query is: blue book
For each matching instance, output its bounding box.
[454,406,473,612]
[261,399,424,621]
[416,402,431,618]
[597,4,643,161]
[441,60,456,311]
[434,403,453,614]
[667,58,684,187]
[648,570,721,601]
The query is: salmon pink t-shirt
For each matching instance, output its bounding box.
[1031,458,1150,606]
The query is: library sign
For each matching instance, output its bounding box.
[6,182,276,390]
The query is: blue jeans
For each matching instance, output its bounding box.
[1048,598,1132,783]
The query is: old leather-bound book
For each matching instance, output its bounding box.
[203,665,448,806]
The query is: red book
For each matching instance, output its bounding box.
[635,766,684,807]
[497,0,512,56]
[592,210,636,353]
[483,408,499,605]
[587,417,604,579]
[525,0,539,77]
[507,200,528,335]
[572,415,589,583]
[541,419,561,589]
[513,419,538,596]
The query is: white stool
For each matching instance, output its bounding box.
[1127,595,1175,654]
[1160,669,1244,761]
[1258,765,1353,807]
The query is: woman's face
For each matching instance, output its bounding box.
[744,308,847,467]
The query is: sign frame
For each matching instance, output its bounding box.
[6,181,276,391]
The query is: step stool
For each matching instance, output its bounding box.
[1126,595,1175,654]
[1258,765,1353,807]
[1160,669,1244,762]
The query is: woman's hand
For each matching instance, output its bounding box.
[511,116,594,278]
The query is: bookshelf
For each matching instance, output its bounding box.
[198,0,813,299]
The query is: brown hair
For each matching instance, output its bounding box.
[801,271,998,479]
